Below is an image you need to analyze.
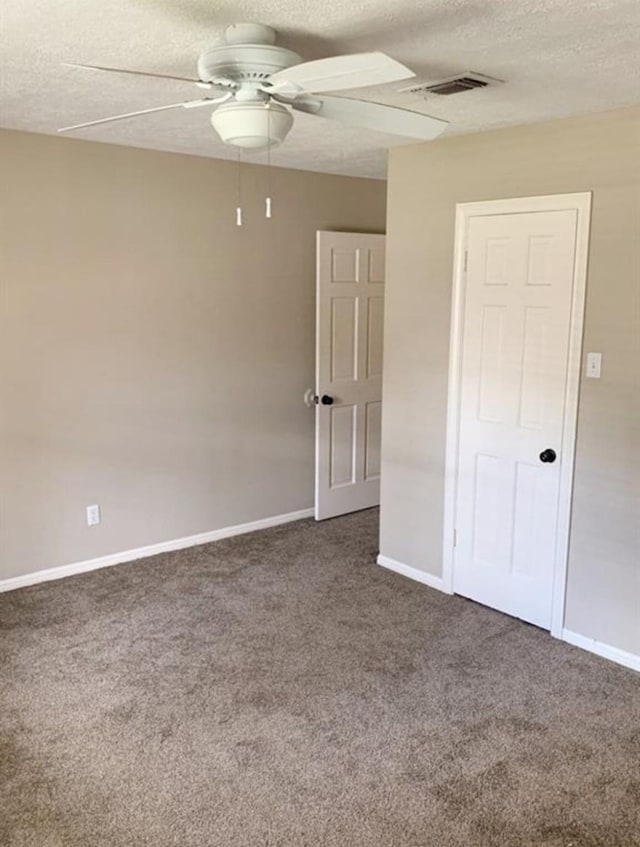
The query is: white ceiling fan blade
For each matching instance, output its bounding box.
[63,63,237,90]
[265,52,415,95]
[63,62,205,85]
[58,98,223,133]
[292,95,448,141]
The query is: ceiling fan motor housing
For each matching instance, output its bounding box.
[200,27,301,150]
[210,102,294,149]
[197,44,302,84]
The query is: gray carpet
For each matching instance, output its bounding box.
[1,509,638,847]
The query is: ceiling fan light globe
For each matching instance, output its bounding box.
[210,102,293,149]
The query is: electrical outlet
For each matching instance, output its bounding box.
[86,504,101,527]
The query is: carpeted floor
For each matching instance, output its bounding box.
[1,509,638,847]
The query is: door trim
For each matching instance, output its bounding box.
[441,193,592,637]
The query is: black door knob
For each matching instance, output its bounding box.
[321,394,334,406]
[539,448,557,463]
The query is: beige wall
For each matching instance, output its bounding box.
[380,106,640,656]
[0,130,386,580]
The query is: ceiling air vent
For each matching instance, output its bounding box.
[401,72,501,97]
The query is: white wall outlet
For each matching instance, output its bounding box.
[586,352,602,379]
[86,504,101,527]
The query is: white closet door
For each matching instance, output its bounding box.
[453,209,579,628]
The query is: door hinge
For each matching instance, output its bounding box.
[463,251,468,273]
[453,529,457,547]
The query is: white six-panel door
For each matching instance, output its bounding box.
[453,208,582,629]
[315,231,385,520]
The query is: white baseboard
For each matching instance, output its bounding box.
[6,523,637,675]
[376,554,448,593]
[376,558,638,673]
[562,629,639,673]
[0,508,315,593]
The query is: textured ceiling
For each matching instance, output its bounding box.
[1,0,639,178]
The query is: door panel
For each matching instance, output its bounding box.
[330,298,358,381]
[364,401,382,481]
[453,209,579,628]
[477,305,507,422]
[330,405,356,487]
[512,462,550,578]
[331,249,359,282]
[316,231,385,520]
[472,452,513,569]
[366,297,384,378]
[368,249,386,283]
[519,306,551,429]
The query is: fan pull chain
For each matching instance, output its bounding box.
[236,148,243,227]
[265,106,273,219]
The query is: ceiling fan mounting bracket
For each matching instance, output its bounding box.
[223,23,276,46]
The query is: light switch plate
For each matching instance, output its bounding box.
[586,352,602,379]
[86,504,101,526]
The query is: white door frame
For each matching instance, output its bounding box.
[442,193,592,637]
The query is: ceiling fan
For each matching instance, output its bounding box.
[60,22,448,149]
